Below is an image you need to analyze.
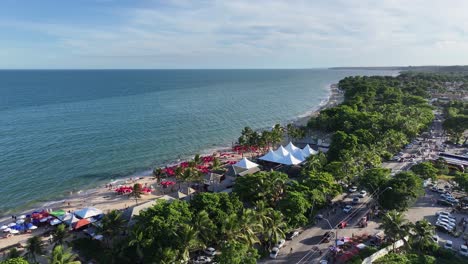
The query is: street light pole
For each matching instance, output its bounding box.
[317,215,337,247]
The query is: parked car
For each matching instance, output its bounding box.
[270,247,279,259]
[286,231,299,240]
[204,247,216,256]
[437,188,445,193]
[444,240,453,250]
[193,256,211,264]
[343,205,353,213]
[352,197,360,204]
[358,190,367,198]
[438,215,456,224]
[436,211,453,218]
[437,219,456,229]
[348,186,358,193]
[275,239,286,249]
[430,186,438,192]
[446,197,459,204]
[460,245,468,257]
[437,199,453,206]
[435,222,453,233]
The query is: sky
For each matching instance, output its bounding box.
[1,0,468,69]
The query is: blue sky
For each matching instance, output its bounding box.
[1,0,468,69]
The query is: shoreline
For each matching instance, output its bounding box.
[293,83,343,127]
[0,83,340,225]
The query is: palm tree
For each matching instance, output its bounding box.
[211,157,224,172]
[153,167,163,182]
[254,201,286,250]
[380,210,411,252]
[176,224,203,262]
[271,124,284,147]
[129,183,143,205]
[48,245,81,264]
[192,210,216,245]
[221,211,260,247]
[411,219,436,253]
[98,209,128,247]
[263,211,287,249]
[52,224,68,246]
[193,154,202,165]
[128,230,148,263]
[237,209,262,246]
[26,235,44,263]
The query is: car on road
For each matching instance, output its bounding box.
[358,190,367,198]
[275,239,286,249]
[460,245,468,257]
[432,235,439,243]
[322,231,335,243]
[343,205,353,213]
[204,247,216,256]
[270,247,279,259]
[286,231,299,240]
[444,240,453,250]
[348,186,358,193]
[352,197,360,204]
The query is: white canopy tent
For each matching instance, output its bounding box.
[74,207,103,219]
[277,153,303,165]
[259,150,282,163]
[234,158,259,169]
[274,146,289,157]
[302,144,318,157]
[285,142,300,154]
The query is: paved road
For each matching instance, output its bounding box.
[259,193,379,264]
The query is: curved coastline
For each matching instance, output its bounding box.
[0,83,337,221]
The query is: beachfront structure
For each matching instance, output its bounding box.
[233,157,259,170]
[74,207,103,219]
[259,142,317,165]
[259,150,282,163]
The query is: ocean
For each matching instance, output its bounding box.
[0,69,396,214]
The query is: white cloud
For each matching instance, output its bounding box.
[2,0,468,68]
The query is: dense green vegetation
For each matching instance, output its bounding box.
[3,73,447,263]
[441,101,468,144]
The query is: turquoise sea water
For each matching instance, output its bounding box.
[0,69,395,214]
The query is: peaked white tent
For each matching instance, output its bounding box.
[277,153,303,165]
[285,142,300,154]
[292,150,305,162]
[259,150,282,163]
[274,146,290,157]
[74,207,103,219]
[302,144,318,157]
[234,158,259,169]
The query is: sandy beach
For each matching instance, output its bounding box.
[293,83,344,127]
[0,84,341,253]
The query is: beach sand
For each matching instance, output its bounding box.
[0,84,341,254]
[293,83,343,127]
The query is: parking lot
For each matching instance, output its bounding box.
[406,184,468,253]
